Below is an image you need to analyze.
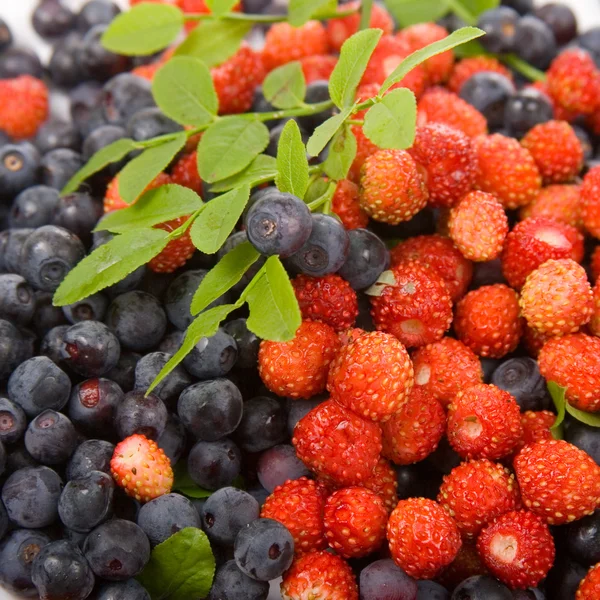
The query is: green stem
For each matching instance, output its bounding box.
[347,119,364,126]
[184,8,356,23]
[307,182,336,211]
[359,0,374,31]
[502,54,547,82]
[249,100,335,123]
[444,0,476,25]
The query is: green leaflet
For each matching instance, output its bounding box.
[262,62,306,110]
[275,120,309,198]
[323,125,357,181]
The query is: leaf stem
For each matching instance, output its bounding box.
[501,54,547,82]
[359,0,374,31]
[307,181,336,211]
[184,8,356,23]
[250,100,335,123]
[347,119,364,125]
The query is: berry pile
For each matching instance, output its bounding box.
[1,1,600,599]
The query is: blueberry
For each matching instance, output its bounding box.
[82,124,126,166]
[0,397,27,445]
[257,444,311,493]
[40,148,83,191]
[234,396,287,453]
[126,107,182,143]
[566,510,600,566]
[0,502,7,542]
[459,72,515,130]
[287,396,324,436]
[76,0,121,32]
[35,119,81,155]
[96,579,150,600]
[68,378,124,436]
[223,318,260,369]
[1,466,62,528]
[134,351,192,405]
[10,186,60,229]
[33,292,67,336]
[0,274,35,325]
[564,419,600,465]
[504,87,554,138]
[24,410,78,465]
[480,358,501,383]
[0,48,44,79]
[104,351,140,392]
[63,292,109,324]
[188,438,242,490]
[6,443,38,473]
[513,15,557,70]
[501,0,534,15]
[101,73,155,126]
[157,414,186,465]
[208,560,269,600]
[544,557,588,600]
[251,88,280,126]
[40,324,70,365]
[70,81,104,135]
[52,191,102,243]
[0,227,33,274]
[0,439,5,476]
[105,291,167,352]
[67,439,115,480]
[450,575,513,599]
[49,33,85,88]
[266,121,310,157]
[490,357,551,411]
[296,80,336,133]
[512,590,546,600]
[79,25,131,82]
[114,390,168,440]
[32,0,76,38]
[159,331,184,354]
[535,3,577,45]
[477,7,519,54]
[183,329,238,379]
[0,18,12,53]
[0,143,41,198]
[576,28,600,68]
[573,125,594,162]
[244,192,313,258]
[0,319,34,379]
[83,518,150,581]
[338,228,389,290]
[417,580,450,599]
[61,320,121,377]
[359,559,418,600]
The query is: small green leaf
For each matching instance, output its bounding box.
[175,20,252,68]
[548,381,567,438]
[96,185,203,234]
[190,185,250,254]
[384,0,449,27]
[61,138,135,195]
[304,177,330,203]
[172,462,212,498]
[191,241,260,314]
[288,0,335,27]
[323,125,357,181]
[276,120,309,198]
[101,3,184,56]
[329,29,383,108]
[461,0,500,18]
[152,57,217,127]
[53,229,170,306]
[454,39,487,58]
[136,528,215,600]
[306,108,352,157]
[198,118,269,183]
[363,87,417,149]
[565,403,600,428]
[245,256,302,342]
[118,133,186,205]
[262,62,306,110]
[205,0,240,16]
[210,154,278,193]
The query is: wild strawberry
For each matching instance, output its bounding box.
[438,459,521,539]
[514,439,600,524]
[103,172,172,213]
[261,477,327,555]
[381,386,446,465]
[262,21,329,71]
[147,216,195,273]
[411,337,483,408]
[520,184,583,230]
[591,246,600,283]
[521,120,584,184]
[179,0,241,31]
[408,124,477,208]
[292,399,382,487]
[280,550,358,600]
[581,164,600,239]
[324,487,387,558]
[522,325,553,358]
[501,217,584,290]
[529,79,579,122]
[448,191,509,262]
[0,75,49,139]
[170,151,202,195]
[362,458,398,513]
[331,179,369,230]
[577,563,600,599]
[258,320,340,400]
[327,330,414,422]
[370,261,453,348]
[537,333,600,412]
[447,383,523,460]
[131,63,160,81]
[476,510,555,589]
[519,258,593,336]
[448,56,513,93]
[387,497,462,579]
[359,149,428,224]
[473,134,542,209]
[417,87,488,138]
[590,281,600,337]
[547,48,600,116]
[513,410,556,456]
[454,284,523,359]
[299,54,337,84]
[437,542,489,591]
[110,434,173,503]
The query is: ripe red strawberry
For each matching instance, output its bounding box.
[362,457,398,514]
[327,330,414,422]
[258,320,340,400]
[529,79,580,122]
[513,410,556,456]
[359,149,428,224]
[110,434,173,503]
[131,63,161,81]
[476,510,555,589]
[0,75,49,139]
[448,56,513,94]
[521,120,584,184]
[417,87,488,138]
[522,325,553,359]
[331,179,369,230]
[262,21,329,71]
[519,258,593,336]
[473,133,542,209]
[103,172,172,213]
[514,439,600,524]
[408,123,477,208]
[590,280,600,336]
[520,184,583,230]
[324,486,387,558]
[438,459,521,539]
[179,0,241,31]
[437,542,489,591]
[454,284,523,359]
[381,386,446,465]
[591,246,600,283]
[581,164,600,238]
[547,48,600,116]
[577,563,600,599]
[448,191,509,262]
[537,333,600,412]
[292,399,382,486]
[411,337,483,408]
[501,217,584,290]
[147,215,195,273]
[299,54,337,84]
[280,550,358,600]
[447,383,523,460]
[170,151,202,195]
[387,497,462,579]
[261,477,327,555]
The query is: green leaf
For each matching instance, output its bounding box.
[262,62,306,110]
[384,0,449,27]
[174,20,252,68]
[329,29,383,108]
[61,138,135,195]
[53,229,170,306]
[96,185,202,234]
[210,154,278,193]
[152,57,217,127]
[101,3,184,56]
[276,120,309,198]
[306,108,352,157]
[380,26,485,94]
[118,133,186,205]
[454,39,487,58]
[190,185,250,253]
[205,0,240,16]
[172,462,212,498]
[565,403,600,428]
[363,87,417,149]
[304,177,330,203]
[548,381,566,439]
[288,0,335,27]
[323,125,357,181]
[191,241,260,314]
[245,256,302,342]
[136,528,215,600]
[461,0,499,18]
